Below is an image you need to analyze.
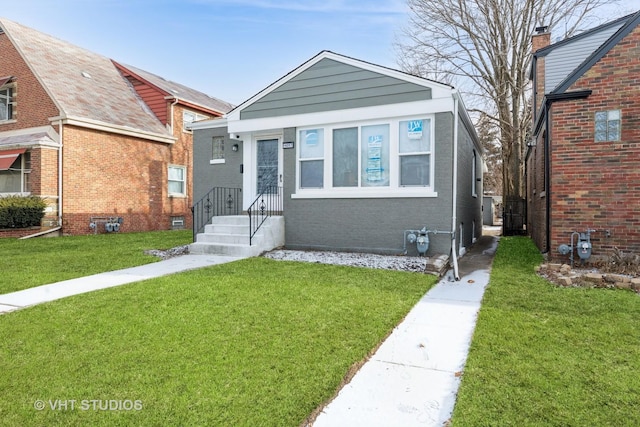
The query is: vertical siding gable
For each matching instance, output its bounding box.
[123,75,168,125]
[546,23,624,93]
[240,58,432,120]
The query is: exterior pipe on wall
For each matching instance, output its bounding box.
[451,91,461,280]
[58,119,63,227]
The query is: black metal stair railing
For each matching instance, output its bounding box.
[191,187,242,240]
[248,186,282,245]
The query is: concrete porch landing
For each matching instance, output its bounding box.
[190,215,284,257]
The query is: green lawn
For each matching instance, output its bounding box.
[0,230,192,294]
[0,257,436,426]
[452,237,640,426]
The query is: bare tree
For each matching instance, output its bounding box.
[396,0,617,198]
[477,112,502,195]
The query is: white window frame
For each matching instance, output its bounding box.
[293,115,437,199]
[0,86,14,122]
[298,129,325,189]
[399,118,432,188]
[168,165,187,197]
[183,110,208,132]
[594,110,621,142]
[210,136,225,164]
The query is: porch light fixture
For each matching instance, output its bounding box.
[232,144,239,152]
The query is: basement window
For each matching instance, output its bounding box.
[595,110,620,142]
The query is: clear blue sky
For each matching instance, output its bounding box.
[2,0,638,107]
[1,0,408,106]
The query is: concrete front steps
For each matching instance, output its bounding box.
[190,215,284,257]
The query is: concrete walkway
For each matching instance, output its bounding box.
[312,234,499,427]
[0,232,499,426]
[0,254,242,314]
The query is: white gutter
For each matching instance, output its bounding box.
[450,91,461,280]
[59,116,176,144]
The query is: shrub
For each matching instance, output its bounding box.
[0,195,47,228]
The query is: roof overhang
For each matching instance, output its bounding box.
[0,126,60,151]
[187,117,228,131]
[51,116,176,144]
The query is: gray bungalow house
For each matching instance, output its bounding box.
[190,51,482,273]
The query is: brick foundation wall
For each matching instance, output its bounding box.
[547,25,640,260]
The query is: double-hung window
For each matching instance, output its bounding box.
[399,119,430,186]
[168,165,186,196]
[595,110,621,142]
[0,86,13,122]
[299,129,324,188]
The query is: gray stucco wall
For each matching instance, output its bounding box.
[192,126,243,203]
[282,112,456,256]
[455,120,483,249]
[241,58,432,120]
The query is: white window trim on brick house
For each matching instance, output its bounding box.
[0,84,16,123]
[168,164,186,197]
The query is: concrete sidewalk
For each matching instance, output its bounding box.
[0,254,243,314]
[312,234,499,427]
[0,232,499,426]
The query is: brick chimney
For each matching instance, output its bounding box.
[532,25,551,116]
[532,25,551,52]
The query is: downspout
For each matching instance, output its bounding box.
[451,91,461,280]
[541,90,591,253]
[170,97,179,134]
[544,103,551,253]
[58,119,63,227]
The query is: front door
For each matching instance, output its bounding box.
[256,139,279,194]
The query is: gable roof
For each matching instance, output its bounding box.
[0,18,232,141]
[117,63,234,115]
[533,11,640,95]
[553,11,640,93]
[227,50,454,120]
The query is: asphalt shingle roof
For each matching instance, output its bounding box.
[0,18,232,136]
[122,64,234,114]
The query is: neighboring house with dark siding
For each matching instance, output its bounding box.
[526,11,640,261]
[0,18,232,236]
[191,51,482,271]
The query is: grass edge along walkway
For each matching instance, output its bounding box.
[451,236,640,427]
[0,257,437,426]
[0,230,192,294]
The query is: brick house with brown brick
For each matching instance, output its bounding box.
[526,11,640,261]
[0,18,233,236]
